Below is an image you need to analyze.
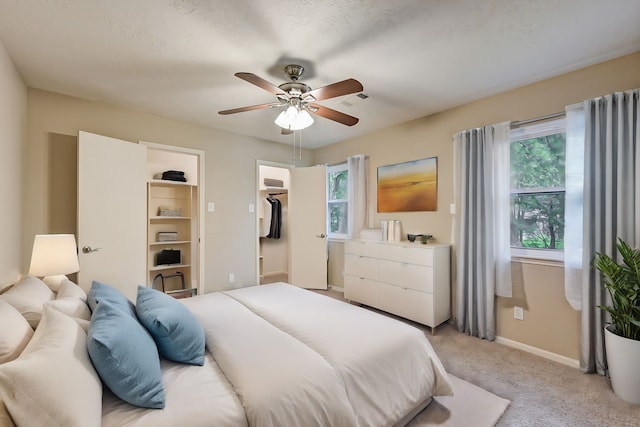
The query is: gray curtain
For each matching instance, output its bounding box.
[580,89,640,374]
[347,154,368,239]
[453,122,512,340]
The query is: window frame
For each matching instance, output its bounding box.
[326,162,349,240]
[509,118,566,263]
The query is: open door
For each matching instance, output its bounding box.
[289,165,327,289]
[77,131,147,300]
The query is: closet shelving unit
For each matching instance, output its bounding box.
[147,179,197,293]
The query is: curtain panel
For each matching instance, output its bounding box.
[453,122,512,340]
[565,89,640,375]
[347,154,368,240]
[573,89,640,374]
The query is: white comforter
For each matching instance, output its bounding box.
[222,283,452,427]
[103,283,452,427]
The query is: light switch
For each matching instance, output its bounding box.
[249,203,255,213]
[208,202,215,212]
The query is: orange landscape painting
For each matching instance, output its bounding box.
[377,157,437,212]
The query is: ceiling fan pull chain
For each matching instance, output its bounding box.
[292,129,296,164]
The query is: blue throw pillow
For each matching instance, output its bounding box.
[136,286,205,366]
[87,281,135,317]
[87,300,165,409]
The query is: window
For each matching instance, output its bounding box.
[510,118,566,261]
[327,163,348,239]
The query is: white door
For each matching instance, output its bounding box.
[77,131,147,301]
[289,165,327,289]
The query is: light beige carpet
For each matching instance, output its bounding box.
[408,375,510,427]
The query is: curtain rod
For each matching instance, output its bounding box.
[511,111,565,128]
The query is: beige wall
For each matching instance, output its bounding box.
[315,52,640,361]
[0,41,26,289]
[24,89,313,293]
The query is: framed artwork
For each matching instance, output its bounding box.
[377,157,437,212]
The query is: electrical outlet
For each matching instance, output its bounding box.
[514,306,524,321]
[228,273,235,283]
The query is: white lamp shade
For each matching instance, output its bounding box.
[275,106,314,130]
[29,234,80,277]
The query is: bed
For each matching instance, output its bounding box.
[0,276,452,427]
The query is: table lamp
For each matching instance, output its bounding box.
[29,234,80,289]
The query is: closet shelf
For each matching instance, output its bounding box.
[150,216,191,221]
[150,263,191,272]
[261,186,288,194]
[149,240,191,246]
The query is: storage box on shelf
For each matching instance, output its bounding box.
[344,240,451,334]
[147,180,198,296]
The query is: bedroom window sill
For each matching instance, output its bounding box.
[511,247,563,268]
[328,237,347,243]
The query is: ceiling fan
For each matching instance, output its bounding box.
[218,64,364,133]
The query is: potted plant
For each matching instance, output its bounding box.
[593,238,640,405]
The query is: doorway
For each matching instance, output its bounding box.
[255,160,329,289]
[256,161,290,285]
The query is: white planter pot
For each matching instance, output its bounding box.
[604,326,640,405]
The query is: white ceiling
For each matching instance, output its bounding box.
[0,0,639,149]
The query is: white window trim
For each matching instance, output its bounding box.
[510,118,566,263]
[327,162,348,240]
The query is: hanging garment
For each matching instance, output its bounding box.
[261,198,272,237]
[266,196,282,239]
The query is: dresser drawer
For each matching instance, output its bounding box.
[378,283,435,326]
[379,259,433,293]
[344,240,380,257]
[377,244,434,267]
[345,253,379,280]
[344,275,379,307]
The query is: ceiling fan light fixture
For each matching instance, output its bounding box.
[275,106,314,130]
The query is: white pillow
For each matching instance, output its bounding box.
[46,279,91,321]
[56,278,87,301]
[0,301,33,364]
[0,306,102,427]
[42,275,65,293]
[0,276,54,328]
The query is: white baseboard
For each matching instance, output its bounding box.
[495,336,580,369]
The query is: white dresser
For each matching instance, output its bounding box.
[344,240,451,333]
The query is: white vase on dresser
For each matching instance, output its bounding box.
[343,239,451,334]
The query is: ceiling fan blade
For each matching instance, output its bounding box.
[218,102,281,115]
[310,104,359,126]
[305,78,363,101]
[235,72,287,97]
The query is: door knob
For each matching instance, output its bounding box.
[316,233,326,238]
[82,246,102,254]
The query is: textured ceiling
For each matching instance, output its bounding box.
[0,0,639,148]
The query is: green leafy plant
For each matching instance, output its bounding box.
[593,238,640,341]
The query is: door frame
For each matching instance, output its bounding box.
[140,141,205,296]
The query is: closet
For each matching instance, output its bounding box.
[77,131,203,300]
[145,147,199,297]
[258,164,290,284]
